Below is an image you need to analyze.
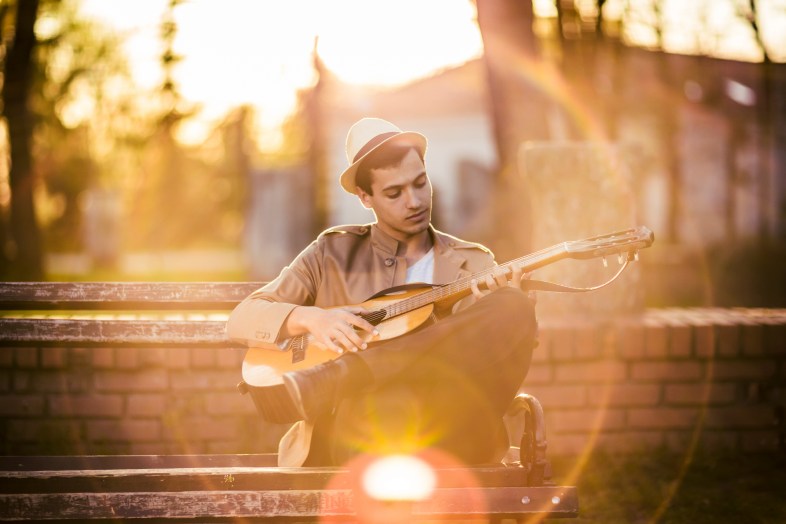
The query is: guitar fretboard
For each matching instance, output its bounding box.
[380,244,565,320]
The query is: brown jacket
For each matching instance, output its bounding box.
[226,223,496,466]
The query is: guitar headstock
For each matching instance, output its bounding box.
[564,226,654,260]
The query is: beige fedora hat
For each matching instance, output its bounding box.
[339,117,427,194]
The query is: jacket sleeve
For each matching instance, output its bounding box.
[226,240,323,349]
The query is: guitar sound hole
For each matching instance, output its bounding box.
[360,310,386,325]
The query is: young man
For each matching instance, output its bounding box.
[227,117,537,467]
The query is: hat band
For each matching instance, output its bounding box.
[352,131,400,163]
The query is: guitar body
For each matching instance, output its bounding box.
[242,285,436,387]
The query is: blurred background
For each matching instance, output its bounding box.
[0,0,784,308]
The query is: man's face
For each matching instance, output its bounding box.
[357,148,432,242]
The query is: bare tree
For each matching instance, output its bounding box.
[2,0,43,280]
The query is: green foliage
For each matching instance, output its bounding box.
[548,449,786,524]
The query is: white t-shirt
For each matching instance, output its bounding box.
[405,247,435,284]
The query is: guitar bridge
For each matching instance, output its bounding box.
[290,335,306,364]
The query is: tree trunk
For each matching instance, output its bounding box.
[475,0,550,259]
[2,0,43,280]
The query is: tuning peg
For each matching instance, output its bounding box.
[602,257,608,268]
[617,254,625,264]
[633,250,639,262]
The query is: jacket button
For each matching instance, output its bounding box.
[449,241,456,247]
[384,258,394,267]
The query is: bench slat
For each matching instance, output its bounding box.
[1,465,530,493]
[0,318,239,347]
[0,282,263,310]
[0,486,578,520]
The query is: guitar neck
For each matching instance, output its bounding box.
[383,244,567,319]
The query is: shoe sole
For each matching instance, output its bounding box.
[282,373,309,421]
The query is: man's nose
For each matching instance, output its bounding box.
[404,188,421,208]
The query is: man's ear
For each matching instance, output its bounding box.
[356,187,373,209]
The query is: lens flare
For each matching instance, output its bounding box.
[361,454,436,502]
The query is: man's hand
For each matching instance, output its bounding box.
[287,305,378,354]
[470,264,537,304]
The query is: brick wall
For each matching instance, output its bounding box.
[1,308,784,457]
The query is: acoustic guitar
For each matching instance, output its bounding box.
[242,226,654,388]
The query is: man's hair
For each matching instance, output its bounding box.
[355,142,424,195]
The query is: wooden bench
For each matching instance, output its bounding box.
[0,282,578,521]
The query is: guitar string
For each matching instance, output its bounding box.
[382,245,561,319]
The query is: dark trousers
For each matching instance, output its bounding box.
[305,287,538,466]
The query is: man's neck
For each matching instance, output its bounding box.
[376,223,433,263]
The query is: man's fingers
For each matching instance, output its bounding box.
[511,265,523,288]
[338,322,368,351]
[470,278,484,299]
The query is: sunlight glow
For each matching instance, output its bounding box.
[78,0,482,148]
[361,454,436,502]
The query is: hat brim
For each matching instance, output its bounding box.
[339,131,427,194]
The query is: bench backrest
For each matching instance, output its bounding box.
[0,282,263,347]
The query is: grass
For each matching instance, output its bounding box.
[545,449,786,523]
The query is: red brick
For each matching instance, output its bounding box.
[522,385,586,408]
[705,406,776,429]
[631,361,703,381]
[217,348,245,369]
[87,419,161,442]
[741,430,781,452]
[129,442,170,455]
[712,360,777,380]
[694,324,715,358]
[587,383,661,407]
[114,347,139,369]
[170,370,240,391]
[664,383,737,405]
[14,348,37,368]
[31,371,90,393]
[13,371,31,391]
[669,325,692,357]
[764,324,786,355]
[574,326,600,360]
[550,408,625,432]
[0,348,13,367]
[162,416,238,441]
[127,394,168,416]
[549,329,574,362]
[40,348,68,368]
[545,433,590,455]
[191,348,217,368]
[7,419,82,442]
[741,324,764,355]
[138,348,167,367]
[94,370,168,392]
[556,360,627,383]
[207,441,244,454]
[167,348,191,369]
[91,347,114,368]
[522,363,552,385]
[617,324,644,359]
[627,407,701,429]
[716,324,740,357]
[0,394,44,415]
[205,392,256,415]
[48,394,124,417]
[644,325,668,358]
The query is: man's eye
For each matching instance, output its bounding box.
[386,192,400,199]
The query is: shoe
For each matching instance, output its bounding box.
[283,361,343,423]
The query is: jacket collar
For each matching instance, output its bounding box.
[370,223,468,283]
